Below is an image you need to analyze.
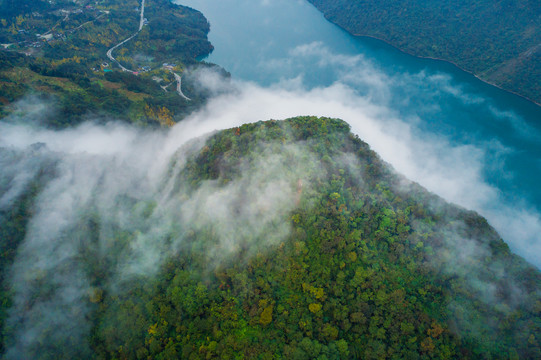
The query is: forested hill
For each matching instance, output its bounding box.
[307,0,541,105]
[1,116,539,358]
[0,0,222,127]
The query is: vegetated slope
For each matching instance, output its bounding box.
[0,0,221,127]
[1,117,539,359]
[307,0,541,105]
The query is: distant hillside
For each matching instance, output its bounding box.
[0,0,220,127]
[307,0,541,105]
[1,117,539,358]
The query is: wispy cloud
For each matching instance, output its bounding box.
[181,64,541,268]
[2,40,541,357]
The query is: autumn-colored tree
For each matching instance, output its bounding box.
[260,306,273,326]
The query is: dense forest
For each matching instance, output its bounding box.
[0,0,223,127]
[1,116,539,359]
[1,1,540,359]
[307,0,541,105]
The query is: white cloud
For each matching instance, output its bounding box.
[2,38,541,358]
[179,66,541,268]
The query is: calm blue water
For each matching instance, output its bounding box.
[179,0,541,214]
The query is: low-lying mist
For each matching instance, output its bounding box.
[190,63,541,269]
[1,45,540,356]
[0,117,328,357]
[180,0,541,269]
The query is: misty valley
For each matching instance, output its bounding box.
[0,0,540,359]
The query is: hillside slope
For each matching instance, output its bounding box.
[0,117,539,359]
[307,0,541,105]
[0,0,220,127]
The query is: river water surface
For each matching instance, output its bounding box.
[178,0,541,266]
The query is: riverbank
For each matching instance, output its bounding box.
[305,0,541,108]
[350,32,541,108]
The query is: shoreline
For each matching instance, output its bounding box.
[354,33,541,108]
[316,16,541,108]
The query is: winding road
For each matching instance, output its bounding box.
[106,0,146,73]
[68,11,108,34]
[105,0,191,100]
[173,72,191,101]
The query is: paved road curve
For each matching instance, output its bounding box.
[106,0,145,73]
[173,72,191,101]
